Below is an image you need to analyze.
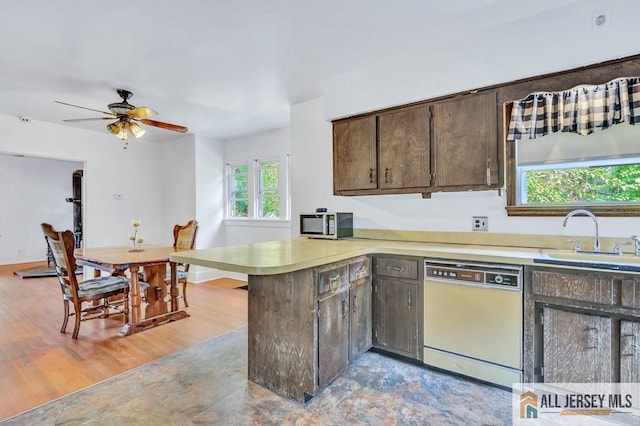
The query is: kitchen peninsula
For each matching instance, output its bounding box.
[170,232,640,402]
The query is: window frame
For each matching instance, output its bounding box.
[225,156,290,221]
[226,162,250,219]
[255,158,281,220]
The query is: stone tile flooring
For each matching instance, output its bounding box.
[3,326,512,425]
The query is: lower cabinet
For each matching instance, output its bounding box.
[621,320,640,382]
[318,289,350,387]
[317,256,372,388]
[541,307,612,383]
[372,255,422,360]
[350,276,372,360]
[525,266,640,384]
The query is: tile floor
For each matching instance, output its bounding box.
[3,326,513,425]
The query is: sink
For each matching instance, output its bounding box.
[543,250,640,264]
[536,249,640,272]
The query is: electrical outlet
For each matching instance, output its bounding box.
[592,9,609,30]
[472,216,488,232]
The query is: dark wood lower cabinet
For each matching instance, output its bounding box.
[248,255,372,402]
[372,255,423,360]
[541,307,612,383]
[525,266,640,384]
[620,320,640,382]
[350,277,372,360]
[318,289,350,388]
[373,278,418,357]
[318,259,373,388]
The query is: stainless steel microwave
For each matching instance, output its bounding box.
[300,212,353,239]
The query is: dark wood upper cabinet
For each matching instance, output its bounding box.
[431,91,498,189]
[378,105,430,190]
[332,91,500,196]
[333,115,377,192]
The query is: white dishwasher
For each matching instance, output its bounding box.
[423,259,523,388]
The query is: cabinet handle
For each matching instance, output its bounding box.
[621,334,639,358]
[369,168,375,183]
[342,297,347,319]
[329,275,341,293]
[353,294,357,313]
[408,290,412,310]
[486,160,491,185]
[384,168,390,184]
[392,266,406,273]
[585,326,600,349]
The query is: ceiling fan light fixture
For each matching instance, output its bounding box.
[106,122,121,136]
[129,122,146,138]
[118,127,128,140]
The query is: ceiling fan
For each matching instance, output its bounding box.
[55,89,188,147]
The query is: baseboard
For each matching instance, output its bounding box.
[192,267,247,284]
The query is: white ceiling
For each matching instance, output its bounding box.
[0,0,581,142]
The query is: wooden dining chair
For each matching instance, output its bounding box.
[41,223,130,339]
[166,219,198,307]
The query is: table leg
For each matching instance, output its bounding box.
[129,265,141,323]
[144,264,168,318]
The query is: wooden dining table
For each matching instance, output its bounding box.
[74,245,189,337]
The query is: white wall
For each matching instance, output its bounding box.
[0,114,168,264]
[300,0,640,242]
[191,135,227,282]
[0,154,82,263]
[290,93,639,242]
[159,133,197,246]
[223,127,292,246]
[324,0,640,121]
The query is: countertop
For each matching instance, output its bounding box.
[169,236,640,275]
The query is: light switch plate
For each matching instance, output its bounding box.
[472,216,488,232]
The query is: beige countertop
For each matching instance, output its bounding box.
[170,235,640,275]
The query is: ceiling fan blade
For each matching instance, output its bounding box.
[63,117,115,122]
[139,118,188,133]
[55,101,116,117]
[127,106,158,118]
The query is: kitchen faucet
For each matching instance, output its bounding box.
[562,209,600,252]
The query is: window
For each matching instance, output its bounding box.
[256,160,280,218]
[228,164,249,218]
[225,156,290,220]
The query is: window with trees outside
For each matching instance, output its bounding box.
[508,124,640,216]
[226,157,289,220]
[228,164,249,218]
[256,160,280,218]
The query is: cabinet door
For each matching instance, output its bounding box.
[373,278,417,357]
[349,278,372,360]
[318,290,350,388]
[333,116,377,192]
[378,105,430,189]
[431,91,498,189]
[620,320,640,383]
[542,307,612,383]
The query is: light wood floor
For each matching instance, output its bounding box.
[0,261,248,421]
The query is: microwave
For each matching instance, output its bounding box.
[300,212,353,239]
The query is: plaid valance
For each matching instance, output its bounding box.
[506,77,640,141]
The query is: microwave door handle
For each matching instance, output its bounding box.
[323,215,328,235]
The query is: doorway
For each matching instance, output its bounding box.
[67,170,83,248]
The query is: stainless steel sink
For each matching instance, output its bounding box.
[542,249,640,264]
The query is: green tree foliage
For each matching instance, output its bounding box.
[526,164,640,204]
[232,165,249,217]
[259,162,280,218]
